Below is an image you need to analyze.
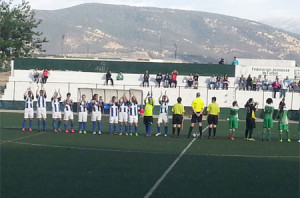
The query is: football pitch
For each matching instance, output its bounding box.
[1,112,299,198]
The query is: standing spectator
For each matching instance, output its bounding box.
[232,56,239,66]
[193,73,199,89]
[42,69,50,84]
[33,68,40,84]
[156,72,162,88]
[116,71,124,80]
[163,72,170,88]
[262,75,269,90]
[291,76,298,91]
[209,75,216,89]
[252,77,257,91]
[280,79,288,98]
[272,78,280,98]
[187,73,194,88]
[106,71,114,85]
[219,58,225,64]
[170,70,178,88]
[257,75,262,91]
[246,75,252,91]
[222,74,229,90]
[143,70,149,87]
[216,75,221,90]
[239,75,246,90]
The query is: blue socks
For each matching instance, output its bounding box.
[29,120,33,128]
[98,122,101,131]
[38,120,41,130]
[157,126,161,133]
[93,122,96,132]
[57,121,61,129]
[64,123,68,130]
[125,125,128,132]
[114,125,117,133]
[129,125,133,133]
[71,122,74,129]
[145,124,149,134]
[52,120,56,130]
[164,126,168,134]
[79,122,82,131]
[109,124,113,134]
[83,122,87,131]
[135,126,138,133]
[148,124,152,135]
[43,120,46,130]
[120,125,123,133]
[23,120,26,128]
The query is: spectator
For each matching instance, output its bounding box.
[291,76,299,91]
[187,73,194,88]
[232,57,239,66]
[222,74,229,90]
[284,76,291,91]
[262,75,269,90]
[116,71,124,80]
[209,75,217,89]
[252,77,257,91]
[280,79,288,98]
[257,75,262,91]
[219,58,225,64]
[193,73,199,89]
[246,75,252,91]
[163,72,170,88]
[143,70,149,87]
[156,72,162,88]
[42,69,50,84]
[216,75,221,89]
[272,78,280,98]
[170,70,178,88]
[33,68,40,84]
[239,75,246,90]
[106,71,114,85]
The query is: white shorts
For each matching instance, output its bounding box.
[78,112,88,122]
[37,108,47,119]
[64,111,74,121]
[91,111,101,122]
[52,111,62,119]
[128,116,138,124]
[109,116,118,124]
[119,112,128,123]
[158,113,168,124]
[24,108,34,119]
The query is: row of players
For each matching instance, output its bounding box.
[22,89,300,142]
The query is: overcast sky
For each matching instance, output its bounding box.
[20,0,300,21]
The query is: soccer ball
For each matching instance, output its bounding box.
[192,133,197,138]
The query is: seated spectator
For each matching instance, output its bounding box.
[232,57,239,66]
[209,75,217,89]
[156,72,162,88]
[33,68,40,84]
[193,73,199,89]
[187,73,194,88]
[262,75,269,90]
[239,75,246,90]
[42,69,50,84]
[272,78,280,98]
[280,79,288,98]
[219,58,225,64]
[163,72,170,88]
[216,75,221,89]
[222,74,229,90]
[252,77,257,91]
[291,76,299,91]
[284,76,291,91]
[256,75,262,91]
[116,71,124,80]
[106,71,114,85]
[246,75,252,91]
[170,70,178,88]
[143,70,149,87]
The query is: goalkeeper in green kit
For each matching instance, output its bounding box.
[262,98,274,141]
[278,102,290,142]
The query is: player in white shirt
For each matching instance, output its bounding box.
[51,89,62,132]
[22,88,34,132]
[36,88,47,131]
[118,95,129,136]
[128,94,139,136]
[109,96,119,135]
[63,93,74,133]
[91,94,102,135]
[156,92,169,137]
[78,94,88,134]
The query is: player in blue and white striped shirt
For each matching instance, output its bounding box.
[118,95,129,135]
[51,90,62,132]
[128,94,139,136]
[90,94,102,135]
[78,94,88,134]
[63,93,74,133]
[36,88,47,131]
[22,88,34,132]
[156,92,169,137]
[109,96,119,134]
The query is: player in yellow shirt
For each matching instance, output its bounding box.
[144,92,155,137]
[172,97,185,138]
[207,97,220,139]
[188,92,205,138]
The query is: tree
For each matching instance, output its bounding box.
[0,0,47,68]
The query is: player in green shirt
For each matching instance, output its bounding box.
[278,102,290,142]
[262,98,274,141]
[228,101,239,140]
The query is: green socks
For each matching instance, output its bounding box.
[262,128,267,139]
[279,131,283,141]
[267,129,271,139]
[286,131,290,140]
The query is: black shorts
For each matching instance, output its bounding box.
[172,114,183,124]
[246,117,256,129]
[191,113,202,123]
[144,116,153,124]
[207,115,218,125]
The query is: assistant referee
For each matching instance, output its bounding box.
[172,97,185,138]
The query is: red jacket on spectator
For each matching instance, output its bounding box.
[171,73,177,81]
[273,81,279,89]
[43,70,49,77]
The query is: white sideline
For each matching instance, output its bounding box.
[143,126,209,198]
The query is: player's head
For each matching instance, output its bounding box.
[196,92,200,97]
[232,101,238,107]
[131,96,137,103]
[67,92,71,99]
[93,94,98,101]
[28,90,32,96]
[279,102,286,112]
[266,98,273,104]
[99,96,102,100]
[82,94,86,101]
[245,98,253,107]
[53,91,58,98]
[162,95,166,101]
[119,97,124,103]
[212,97,216,102]
[40,89,44,95]
[112,96,116,102]
[177,97,182,103]
[148,96,152,103]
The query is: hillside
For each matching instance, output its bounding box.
[35,3,300,63]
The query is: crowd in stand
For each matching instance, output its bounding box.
[32,68,50,84]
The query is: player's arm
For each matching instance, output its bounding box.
[36,88,39,97]
[166,95,169,103]
[44,89,47,98]
[69,99,73,106]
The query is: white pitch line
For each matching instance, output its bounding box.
[0,132,44,144]
[143,126,209,198]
